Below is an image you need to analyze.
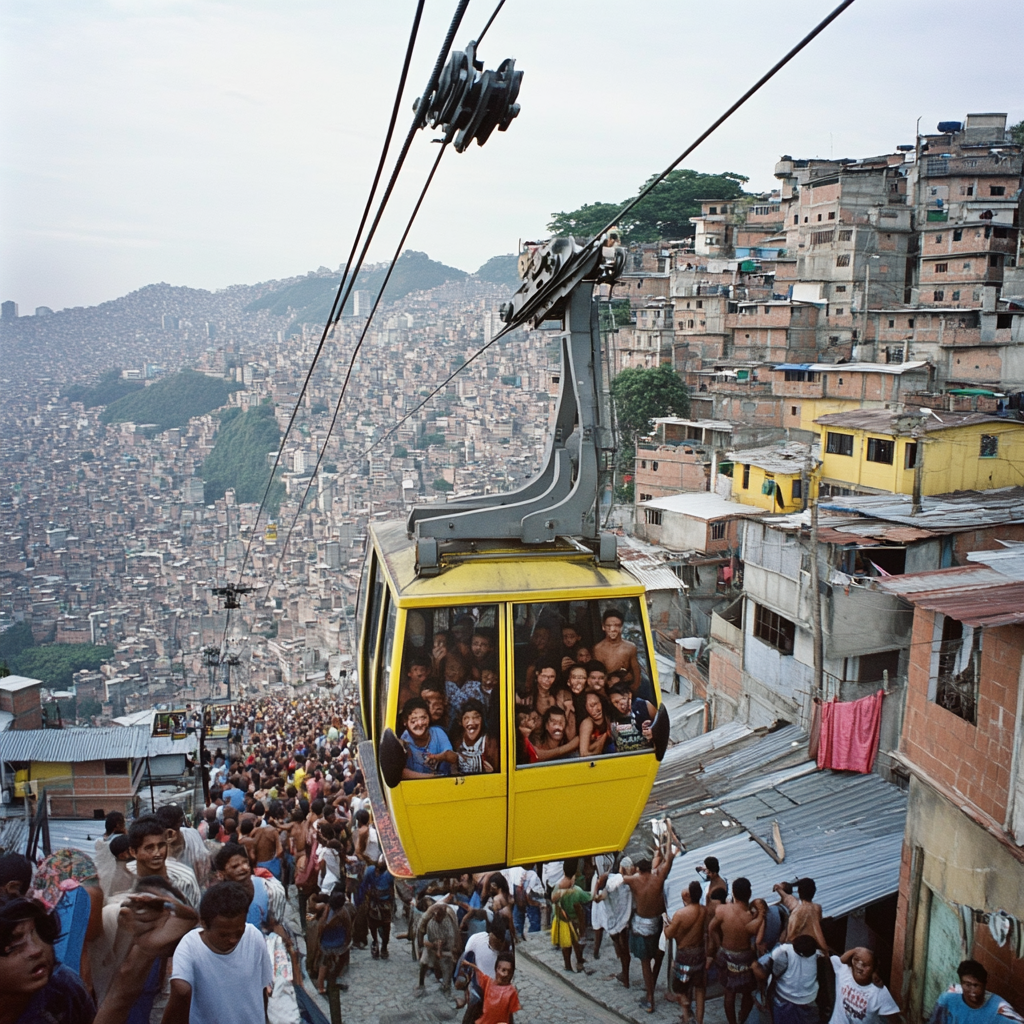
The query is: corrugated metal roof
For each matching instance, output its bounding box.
[621,557,687,592]
[895,580,1024,627]
[819,488,1024,532]
[0,676,42,693]
[966,542,1024,582]
[657,771,907,921]
[0,726,150,762]
[876,564,1013,595]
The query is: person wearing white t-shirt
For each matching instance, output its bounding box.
[829,947,900,1024]
[166,881,273,1024]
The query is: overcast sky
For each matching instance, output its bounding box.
[2,0,1022,313]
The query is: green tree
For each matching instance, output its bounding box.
[1010,119,1024,146]
[200,403,285,513]
[548,168,749,243]
[432,478,454,493]
[611,363,690,466]
[100,369,241,430]
[393,445,408,459]
[13,643,114,690]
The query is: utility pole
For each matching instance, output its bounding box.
[810,497,824,699]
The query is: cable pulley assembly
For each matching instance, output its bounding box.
[415,40,522,152]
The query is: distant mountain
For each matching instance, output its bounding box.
[245,249,469,335]
[475,253,520,290]
[99,368,242,430]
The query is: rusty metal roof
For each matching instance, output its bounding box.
[819,487,1024,532]
[896,580,1024,627]
[876,564,1012,595]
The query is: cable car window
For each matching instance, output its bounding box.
[395,603,501,779]
[512,597,657,767]
[374,597,396,745]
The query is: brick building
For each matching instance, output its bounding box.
[0,675,44,730]
[876,557,1024,1015]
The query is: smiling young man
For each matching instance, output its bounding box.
[400,697,457,778]
[128,816,202,911]
[593,608,642,695]
[926,960,1023,1024]
[165,881,272,1024]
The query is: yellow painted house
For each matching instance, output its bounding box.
[814,410,1024,496]
[725,441,818,513]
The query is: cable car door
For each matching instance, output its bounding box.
[506,596,661,865]
[385,602,507,874]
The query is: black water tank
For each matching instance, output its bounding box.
[937,121,962,133]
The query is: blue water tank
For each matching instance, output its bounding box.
[937,121,962,133]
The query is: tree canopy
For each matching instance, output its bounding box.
[611,363,690,462]
[100,369,241,430]
[548,168,749,243]
[1,634,114,691]
[199,402,285,513]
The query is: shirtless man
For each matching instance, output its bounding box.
[593,608,642,695]
[623,820,679,1013]
[776,877,829,952]
[245,804,284,880]
[666,880,709,1024]
[397,655,431,711]
[708,878,764,1024]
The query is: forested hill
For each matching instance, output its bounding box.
[99,368,242,430]
[199,403,283,512]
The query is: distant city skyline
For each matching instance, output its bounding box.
[1,0,1022,313]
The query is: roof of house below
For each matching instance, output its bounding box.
[814,409,1015,433]
[639,492,767,520]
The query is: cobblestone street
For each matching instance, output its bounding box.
[286,896,762,1024]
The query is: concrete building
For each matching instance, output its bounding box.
[876,554,1024,1014]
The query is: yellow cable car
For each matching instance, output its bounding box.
[357,522,669,878]
[356,235,670,877]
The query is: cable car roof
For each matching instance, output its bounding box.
[371,520,646,603]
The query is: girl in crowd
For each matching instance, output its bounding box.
[578,692,615,757]
[450,699,500,774]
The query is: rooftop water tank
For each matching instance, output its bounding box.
[937,121,962,133]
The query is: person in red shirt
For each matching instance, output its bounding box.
[474,952,521,1024]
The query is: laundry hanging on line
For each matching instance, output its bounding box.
[815,689,885,774]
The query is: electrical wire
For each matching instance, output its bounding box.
[231,0,428,600]
[273,140,451,579]
[593,0,858,240]
[365,1,860,461]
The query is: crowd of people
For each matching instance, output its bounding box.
[1,691,1021,1024]
[392,598,659,779]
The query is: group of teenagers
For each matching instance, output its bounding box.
[395,604,659,779]
[536,821,1022,1024]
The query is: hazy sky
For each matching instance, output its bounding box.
[2,0,1022,313]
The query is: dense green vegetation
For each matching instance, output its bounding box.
[64,368,144,407]
[0,624,113,691]
[199,402,284,512]
[611,363,690,468]
[245,251,469,335]
[474,253,519,290]
[548,168,749,243]
[432,479,454,493]
[99,369,241,430]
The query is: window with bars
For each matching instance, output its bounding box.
[644,508,663,526]
[754,604,795,655]
[710,520,726,540]
[836,254,851,267]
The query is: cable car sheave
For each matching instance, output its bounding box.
[358,224,670,878]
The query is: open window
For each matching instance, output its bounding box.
[512,597,656,766]
[394,603,501,778]
[932,614,980,725]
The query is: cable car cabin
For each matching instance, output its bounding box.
[357,519,669,878]
[203,699,235,741]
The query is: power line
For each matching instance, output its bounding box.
[232,0,429,597]
[364,1,859,459]
[273,140,451,579]
[593,0,858,240]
